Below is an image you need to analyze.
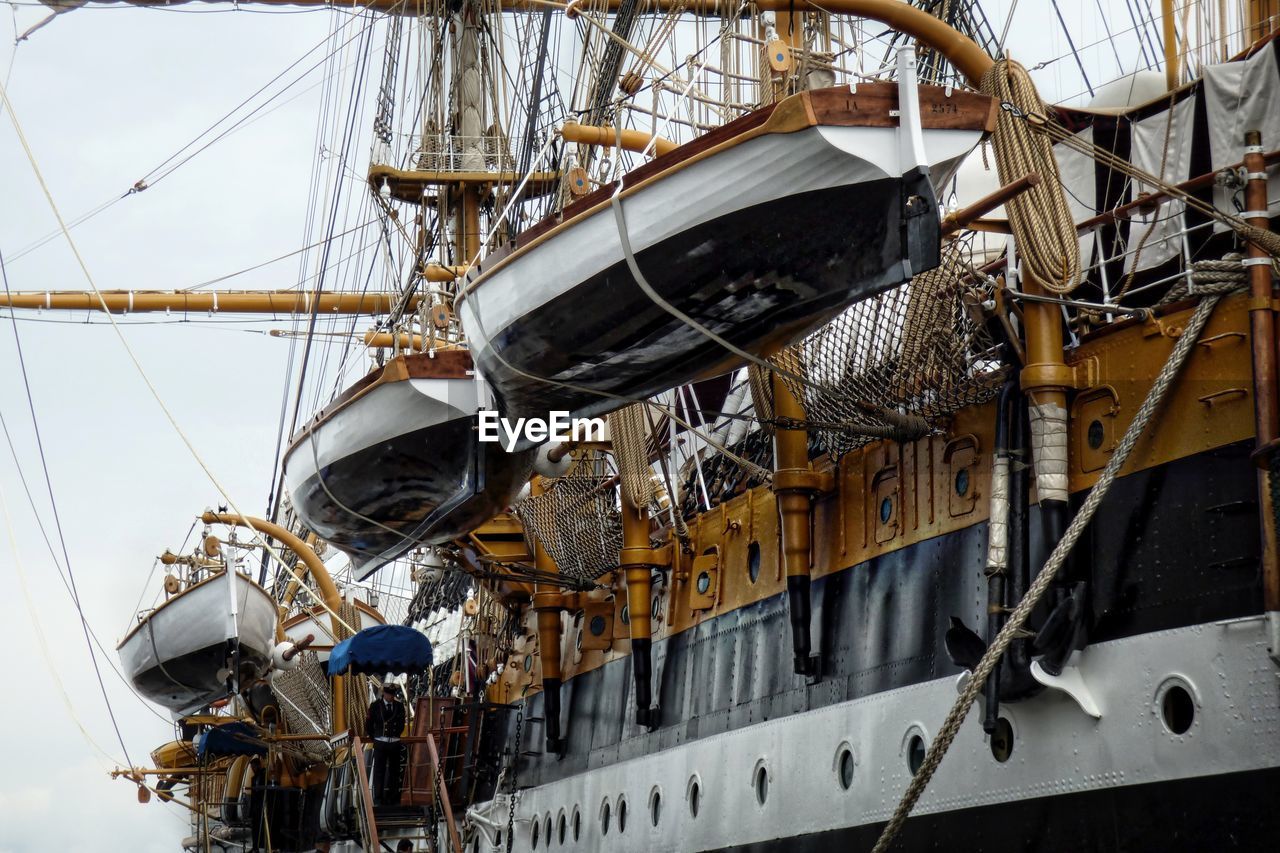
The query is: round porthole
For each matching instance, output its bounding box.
[687,775,701,818]
[651,595,662,620]
[572,807,581,841]
[747,541,761,584]
[1087,419,1105,450]
[558,811,566,844]
[589,614,607,637]
[990,717,1014,762]
[879,496,893,524]
[905,730,927,775]
[753,763,769,806]
[621,605,630,626]
[696,571,711,594]
[1158,679,1197,735]
[531,818,540,849]
[649,787,661,827]
[600,799,611,836]
[837,746,855,790]
[954,468,970,497]
[522,654,533,672]
[544,815,552,846]
[617,796,627,833]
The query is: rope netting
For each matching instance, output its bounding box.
[513,451,623,582]
[272,651,334,763]
[771,246,1005,458]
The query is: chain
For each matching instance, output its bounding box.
[505,704,523,853]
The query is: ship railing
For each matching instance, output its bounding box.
[376,132,519,175]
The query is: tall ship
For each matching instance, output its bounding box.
[3,0,1280,850]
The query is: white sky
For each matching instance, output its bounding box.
[0,1,1193,850]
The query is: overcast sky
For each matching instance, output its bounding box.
[0,1,1170,850]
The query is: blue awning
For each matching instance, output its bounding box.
[197,722,266,759]
[325,624,433,676]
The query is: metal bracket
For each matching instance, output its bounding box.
[1031,653,1102,719]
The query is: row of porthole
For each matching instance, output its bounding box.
[523,682,1202,849]
[529,806,582,849]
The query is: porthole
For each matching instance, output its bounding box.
[747,541,761,584]
[954,468,970,497]
[621,604,630,625]
[558,811,566,844]
[754,763,769,806]
[990,717,1014,762]
[879,496,893,524]
[572,807,581,841]
[649,786,661,827]
[837,746,855,790]
[589,614,607,637]
[523,654,533,672]
[531,819,540,849]
[617,796,628,833]
[544,815,552,846]
[575,626,583,651]
[651,595,662,620]
[687,775,701,818]
[1087,419,1105,450]
[600,799,611,836]
[906,731,927,775]
[696,571,711,594]
[1160,681,1196,735]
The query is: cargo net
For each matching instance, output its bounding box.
[772,247,1005,458]
[271,651,333,763]
[513,451,622,583]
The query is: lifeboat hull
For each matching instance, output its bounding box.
[283,351,533,579]
[117,572,277,715]
[457,84,994,427]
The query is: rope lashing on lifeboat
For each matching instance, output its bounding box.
[980,59,1082,294]
[870,269,1246,853]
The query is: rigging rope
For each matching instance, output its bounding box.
[870,266,1245,853]
[607,403,656,510]
[980,59,1082,294]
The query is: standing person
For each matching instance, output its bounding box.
[366,683,407,806]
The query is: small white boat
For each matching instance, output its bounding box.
[456,80,995,428]
[118,571,278,715]
[282,349,534,579]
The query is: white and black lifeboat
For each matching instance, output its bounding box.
[117,569,278,715]
[456,81,996,427]
[282,348,533,579]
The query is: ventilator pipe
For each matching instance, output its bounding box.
[200,511,348,733]
[999,399,1040,700]
[1242,129,1280,661]
[561,121,677,157]
[982,378,1017,733]
[771,372,823,679]
[618,491,660,729]
[530,478,568,754]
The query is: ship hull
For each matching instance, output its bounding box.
[468,436,1273,851]
[457,113,989,427]
[118,572,278,715]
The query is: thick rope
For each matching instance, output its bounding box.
[981,60,1081,294]
[608,403,656,510]
[870,285,1232,852]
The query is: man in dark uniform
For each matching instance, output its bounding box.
[366,683,407,806]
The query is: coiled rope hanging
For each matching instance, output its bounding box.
[608,403,656,510]
[981,59,1081,294]
[869,268,1245,853]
